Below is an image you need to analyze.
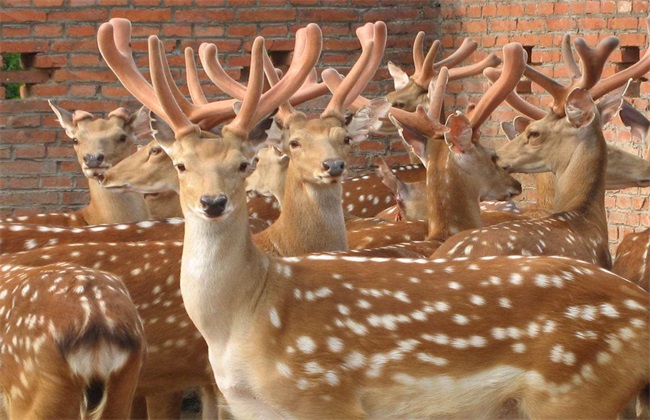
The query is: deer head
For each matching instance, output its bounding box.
[245,146,289,205]
[49,101,151,180]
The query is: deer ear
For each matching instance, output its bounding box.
[265,118,284,148]
[150,114,176,152]
[388,61,410,91]
[444,111,474,154]
[565,88,596,128]
[389,114,429,166]
[346,98,392,143]
[129,106,154,141]
[619,101,649,140]
[597,80,631,127]
[500,122,518,141]
[48,100,76,138]
[375,157,400,195]
[513,116,531,134]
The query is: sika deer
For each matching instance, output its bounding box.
[199,21,390,255]
[329,42,524,253]
[1,104,152,227]
[0,262,145,419]
[433,30,650,268]
[106,21,650,418]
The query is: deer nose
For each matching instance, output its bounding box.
[322,159,345,177]
[200,195,228,217]
[83,153,105,168]
[511,180,523,196]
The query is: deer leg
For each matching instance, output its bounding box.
[11,375,82,420]
[99,353,144,419]
[130,396,149,419]
[145,391,184,419]
[200,385,222,419]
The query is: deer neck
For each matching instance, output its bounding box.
[82,179,151,224]
[534,172,556,211]
[426,142,482,241]
[553,124,607,222]
[180,198,270,347]
[264,164,348,255]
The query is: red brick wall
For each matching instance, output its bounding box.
[0,1,648,248]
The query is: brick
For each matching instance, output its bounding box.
[110,8,171,22]
[0,40,49,53]
[34,0,65,5]
[70,54,101,67]
[2,26,31,38]
[175,10,235,22]
[51,39,98,53]
[52,69,120,83]
[69,85,98,97]
[300,8,359,22]
[47,9,108,21]
[41,176,73,188]
[9,177,40,188]
[162,24,192,37]
[0,10,47,22]
[33,23,63,37]
[239,9,296,22]
[0,160,55,175]
[66,25,97,37]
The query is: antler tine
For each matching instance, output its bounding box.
[484,68,547,120]
[526,35,618,115]
[522,64,567,114]
[344,21,387,108]
[434,37,478,70]
[590,14,650,101]
[467,43,526,130]
[448,53,502,80]
[412,32,426,75]
[222,37,265,139]
[562,34,581,79]
[98,19,169,122]
[262,46,296,123]
[199,43,248,99]
[321,22,378,119]
[389,105,446,139]
[185,47,231,131]
[412,35,441,88]
[149,37,197,137]
[157,38,236,124]
[185,47,208,105]
[573,36,620,91]
[321,68,370,112]
[254,23,322,124]
[427,67,449,122]
[288,69,330,106]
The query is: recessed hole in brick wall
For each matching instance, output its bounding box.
[618,46,642,98]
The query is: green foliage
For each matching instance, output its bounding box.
[2,53,24,100]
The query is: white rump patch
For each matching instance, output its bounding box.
[66,343,129,381]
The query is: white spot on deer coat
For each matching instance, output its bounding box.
[297,336,316,354]
[269,307,281,328]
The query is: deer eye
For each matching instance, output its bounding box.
[72,138,79,145]
[393,102,406,109]
[289,140,301,149]
[150,147,162,155]
[175,163,186,172]
[528,130,540,139]
[239,161,251,172]
[119,134,128,143]
[343,136,352,145]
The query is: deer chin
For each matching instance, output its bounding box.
[82,166,111,180]
[191,203,234,221]
[315,174,343,185]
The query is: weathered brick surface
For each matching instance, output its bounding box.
[0,0,647,249]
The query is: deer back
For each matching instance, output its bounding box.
[0,262,145,419]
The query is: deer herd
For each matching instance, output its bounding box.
[0,13,649,420]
